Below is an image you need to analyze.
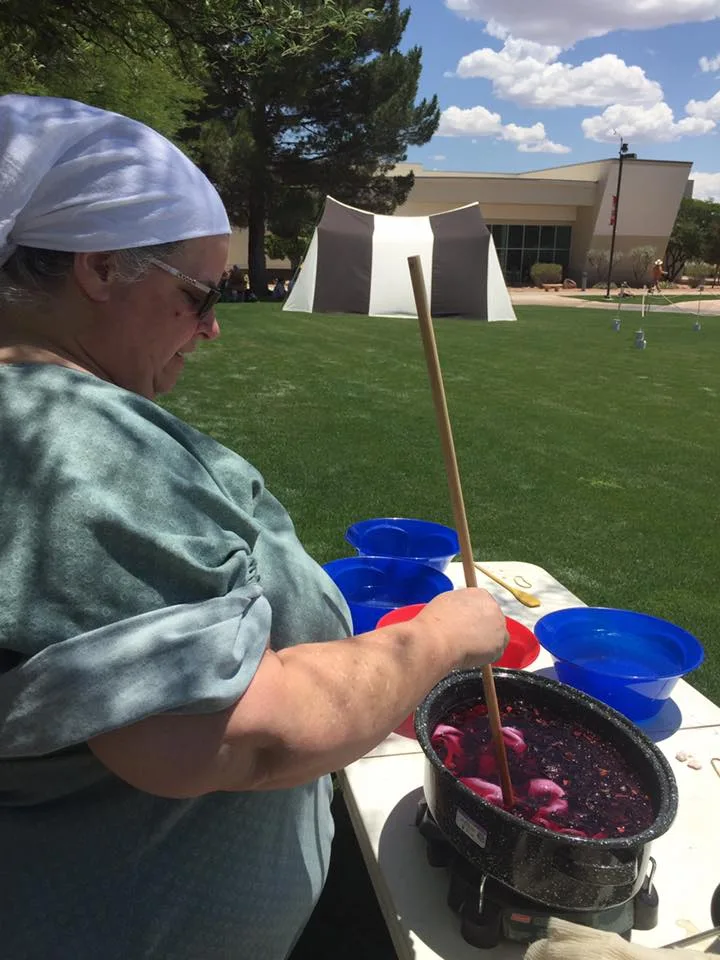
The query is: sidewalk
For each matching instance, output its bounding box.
[510,288,720,314]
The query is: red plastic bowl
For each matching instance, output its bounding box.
[376,603,540,739]
[499,616,541,670]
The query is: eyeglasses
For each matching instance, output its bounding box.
[149,258,222,319]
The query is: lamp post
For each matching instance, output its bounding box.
[605,141,637,299]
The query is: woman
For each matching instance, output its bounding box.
[0,94,507,960]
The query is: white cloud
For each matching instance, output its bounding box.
[454,38,662,108]
[484,18,509,39]
[437,105,571,153]
[429,154,447,161]
[699,53,720,71]
[439,105,503,137]
[505,123,572,153]
[582,102,716,142]
[445,0,720,47]
[686,90,720,119]
[692,171,720,199]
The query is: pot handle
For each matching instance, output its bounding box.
[552,851,637,886]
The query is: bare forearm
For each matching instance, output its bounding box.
[214,622,453,791]
[88,589,505,799]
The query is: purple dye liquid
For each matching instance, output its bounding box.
[433,699,654,838]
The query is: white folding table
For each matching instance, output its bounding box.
[339,562,720,959]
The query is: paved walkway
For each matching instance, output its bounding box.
[510,288,720,314]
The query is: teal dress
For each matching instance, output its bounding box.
[0,364,352,960]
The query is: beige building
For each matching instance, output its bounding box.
[227,156,693,285]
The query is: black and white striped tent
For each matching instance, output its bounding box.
[283,196,516,321]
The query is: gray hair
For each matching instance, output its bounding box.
[0,242,183,310]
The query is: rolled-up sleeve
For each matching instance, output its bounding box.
[0,584,271,758]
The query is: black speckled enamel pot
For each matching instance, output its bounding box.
[414,669,678,912]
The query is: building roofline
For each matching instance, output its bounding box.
[408,172,593,186]
[518,157,693,174]
[399,158,694,180]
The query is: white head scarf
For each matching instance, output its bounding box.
[0,94,230,267]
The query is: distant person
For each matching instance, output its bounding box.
[651,259,664,294]
[271,277,286,301]
[226,265,245,302]
[219,268,232,302]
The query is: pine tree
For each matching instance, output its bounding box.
[186,1,439,294]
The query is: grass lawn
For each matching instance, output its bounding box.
[573,293,720,306]
[160,302,719,958]
[163,301,719,703]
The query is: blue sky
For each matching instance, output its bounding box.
[401,1,720,198]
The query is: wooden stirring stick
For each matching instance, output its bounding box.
[407,255,514,809]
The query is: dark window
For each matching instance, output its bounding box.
[508,225,524,248]
[556,225,572,248]
[491,224,508,247]
[522,251,538,279]
[489,223,572,281]
[540,225,556,247]
[524,225,540,249]
[506,248,522,271]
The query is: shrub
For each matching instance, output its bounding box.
[628,246,657,286]
[585,249,609,284]
[530,262,562,286]
[685,261,712,287]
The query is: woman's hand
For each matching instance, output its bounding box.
[413,588,509,671]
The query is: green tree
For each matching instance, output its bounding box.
[0,0,206,140]
[187,0,439,295]
[265,185,320,273]
[703,221,720,287]
[265,233,308,274]
[1,2,169,83]
[664,197,720,281]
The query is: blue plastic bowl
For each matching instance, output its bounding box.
[534,607,704,722]
[345,517,459,573]
[322,556,454,635]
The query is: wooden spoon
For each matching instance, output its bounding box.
[474,563,542,608]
